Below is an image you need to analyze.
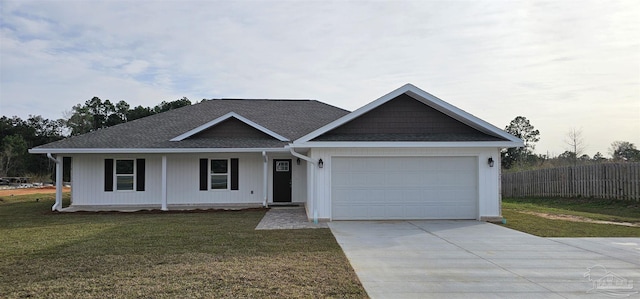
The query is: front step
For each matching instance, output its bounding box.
[268,203,304,208]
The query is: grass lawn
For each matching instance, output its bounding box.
[0,193,367,298]
[501,197,640,237]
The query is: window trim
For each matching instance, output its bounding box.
[209,159,229,191]
[114,159,136,192]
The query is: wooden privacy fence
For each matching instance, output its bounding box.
[501,163,640,201]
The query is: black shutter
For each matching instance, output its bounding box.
[136,159,145,191]
[199,159,208,191]
[63,157,72,182]
[230,158,239,190]
[104,159,113,192]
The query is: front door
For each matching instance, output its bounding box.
[273,159,292,202]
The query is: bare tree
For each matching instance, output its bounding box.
[564,128,586,165]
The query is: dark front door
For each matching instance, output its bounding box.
[273,159,292,202]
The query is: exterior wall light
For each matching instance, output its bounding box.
[318,159,324,168]
[296,158,301,165]
[488,157,495,167]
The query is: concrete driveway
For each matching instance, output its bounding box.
[329,221,640,298]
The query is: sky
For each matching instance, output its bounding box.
[1,0,638,157]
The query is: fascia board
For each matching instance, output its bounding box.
[170,112,289,142]
[29,147,291,154]
[292,141,524,148]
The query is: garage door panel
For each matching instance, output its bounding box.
[332,157,478,220]
[334,187,476,204]
[333,172,388,187]
[333,188,378,202]
[332,203,477,220]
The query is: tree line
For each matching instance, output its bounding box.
[1,97,192,178]
[65,96,192,136]
[501,116,640,171]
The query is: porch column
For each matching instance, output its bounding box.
[262,151,268,207]
[161,155,168,211]
[54,155,63,211]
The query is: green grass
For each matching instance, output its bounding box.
[501,197,640,237]
[0,193,367,298]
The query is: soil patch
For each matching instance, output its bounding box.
[60,207,268,215]
[0,187,71,197]
[515,210,640,227]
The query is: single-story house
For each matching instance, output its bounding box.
[30,84,523,221]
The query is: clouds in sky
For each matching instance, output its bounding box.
[1,0,638,155]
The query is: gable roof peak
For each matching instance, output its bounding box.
[170,112,289,142]
[294,83,523,145]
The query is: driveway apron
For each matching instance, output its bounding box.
[329,220,640,298]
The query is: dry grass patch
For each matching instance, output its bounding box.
[0,195,367,298]
[501,197,640,237]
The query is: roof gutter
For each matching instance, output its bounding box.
[29,147,291,154]
[292,141,524,148]
[288,146,319,224]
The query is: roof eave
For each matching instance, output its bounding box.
[29,147,291,154]
[292,141,524,148]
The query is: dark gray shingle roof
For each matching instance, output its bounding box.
[34,99,350,150]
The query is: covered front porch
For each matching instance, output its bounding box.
[46,148,318,218]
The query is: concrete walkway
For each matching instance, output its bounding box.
[255,207,328,230]
[329,220,640,298]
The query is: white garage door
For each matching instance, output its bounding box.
[331,156,478,220]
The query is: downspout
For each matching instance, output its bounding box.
[46,153,62,211]
[289,147,318,224]
[262,151,268,208]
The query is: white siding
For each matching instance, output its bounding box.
[292,158,308,203]
[166,153,263,204]
[306,147,502,221]
[68,152,306,207]
[70,154,162,206]
[67,147,501,217]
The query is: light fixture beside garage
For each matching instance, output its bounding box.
[318,159,324,168]
[488,157,495,167]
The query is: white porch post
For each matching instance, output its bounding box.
[54,155,63,211]
[161,155,168,211]
[311,163,318,224]
[262,151,268,207]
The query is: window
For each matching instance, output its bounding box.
[210,159,228,190]
[275,160,289,172]
[105,159,145,192]
[115,159,135,191]
[199,158,238,191]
